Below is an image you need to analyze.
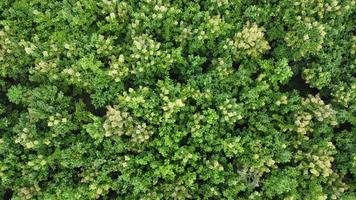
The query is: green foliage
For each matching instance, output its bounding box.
[0,0,355,199]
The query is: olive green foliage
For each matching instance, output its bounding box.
[0,0,355,199]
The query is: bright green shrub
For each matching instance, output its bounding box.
[0,0,355,199]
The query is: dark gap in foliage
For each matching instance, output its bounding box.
[281,72,318,97]
[65,84,106,115]
[234,122,245,132]
[253,184,262,192]
[106,189,118,199]
[334,122,352,132]
[3,189,13,200]
[87,20,99,34]
[98,55,112,70]
[253,184,263,192]
[95,142,105,152]
[185,97,197,108]
[62,85,77,99]
[251,71,260,81]
[3,91,25,114]
[185,97,201,116]
[194,178,204,187]
[342,171,355,183]
[2,77,20,85]
[204,151,214,161]
[225,157,238,172]
[123,77,135,91]
[43,144,56,156]
[72,167,83,184]
[179,132,191,146]
[113,32,128,45]
[169,67,186,84]
[38,179,50,191]
[318,88,333,104]
[288,60,305,74]
[121,135,132,141]
[95,11,111,28]
[140,164,150,176]
[82,151,90,159]
[43,167,58,184]
[109,171,120,180]
[81,92,106,117]
[202,56,212,73]
[275,162,296,170]
[261,44,276,60]
[151,28,166,44]
[233,62,241,70]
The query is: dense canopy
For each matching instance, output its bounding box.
[0,0,355,199]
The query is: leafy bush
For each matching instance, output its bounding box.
[0,0,355,199]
